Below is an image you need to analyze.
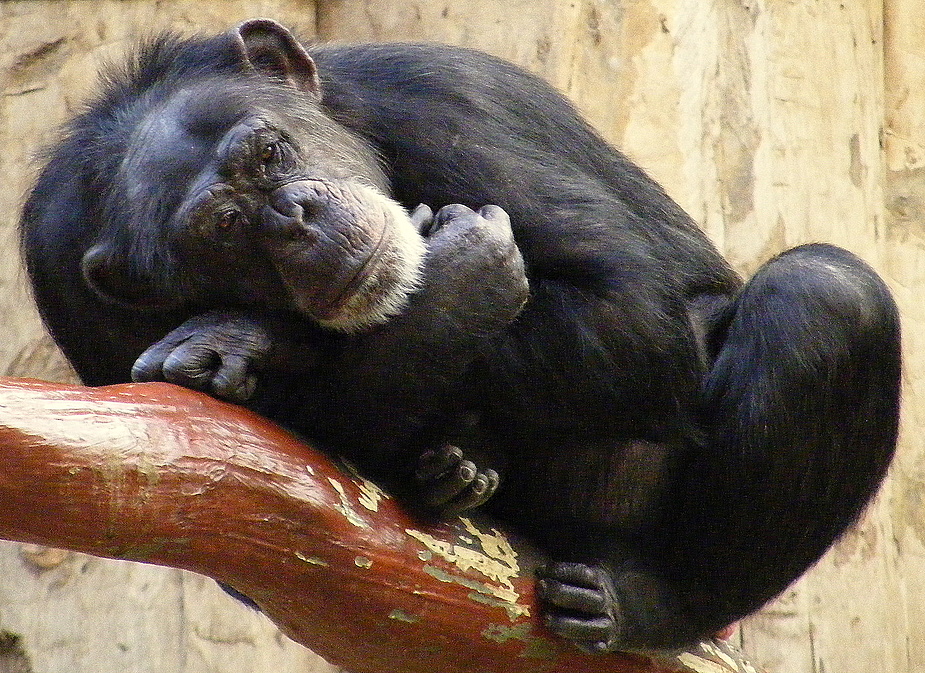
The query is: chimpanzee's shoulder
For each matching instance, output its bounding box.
[307,41,545,92]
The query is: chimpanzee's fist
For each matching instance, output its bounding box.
[411,203,529,331]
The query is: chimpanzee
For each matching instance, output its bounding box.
[20,18,900,652]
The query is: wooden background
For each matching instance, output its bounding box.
[0,1,920,672]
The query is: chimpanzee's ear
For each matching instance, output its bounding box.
[233,19,321,98]
[82,243,179,310]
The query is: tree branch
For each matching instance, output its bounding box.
[0,377,762,673]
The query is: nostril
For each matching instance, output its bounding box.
[269,181,329,215]
[286,226,314,242]
[288,202,304,221]
[288,197,327,226]
[261,203,319,243]
[300,200,324,222]
[286,199,324,242]
[269,198,325,225]
[283,219,320,244]
[266,181,330,241]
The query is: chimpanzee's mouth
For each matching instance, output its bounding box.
[311,218,388,321]
[272,179,426,332]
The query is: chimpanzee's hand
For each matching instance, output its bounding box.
[411,204,529,330]
[415,444,500,517]
[132,311,271,403]
[536,562,624,653]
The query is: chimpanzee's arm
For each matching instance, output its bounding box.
[131,204,528,484]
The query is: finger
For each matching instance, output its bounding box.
[410,203,434,234]
[440,472,494,515]
[416,445,464,481]
[537,579,609,614]
[535,562,602,590]
[434,203,474,225]
[132,346,169,382]
[483,468,500,495]
[162,343,220,389]
[211,354,253,401]
[575,640,615,655]
[131,336,192,382]
[544,613,615,643]
[131,325,202,382]
[421,460,477,508]
[477,204,510,223]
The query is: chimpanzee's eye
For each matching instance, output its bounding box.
[261,141,280,166]
[216,208,244,230]
[254,133,296,181]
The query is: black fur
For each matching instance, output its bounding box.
[21,20,900,651]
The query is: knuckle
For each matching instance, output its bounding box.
[210,372,237,393]
[436,203,474,221]
[162,349,209,381]
[130,356,159,382]
[477,204,510,223]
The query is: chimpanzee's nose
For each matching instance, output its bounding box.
[264,180,331,240]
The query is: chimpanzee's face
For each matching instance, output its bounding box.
[82,77,425,332]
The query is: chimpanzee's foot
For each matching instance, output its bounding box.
[415,444,499,517]
[536,562,624,653]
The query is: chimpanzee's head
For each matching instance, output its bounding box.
[80,19,425,332]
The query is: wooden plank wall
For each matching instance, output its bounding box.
[0,1,921,672]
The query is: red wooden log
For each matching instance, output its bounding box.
[0,377,762,673]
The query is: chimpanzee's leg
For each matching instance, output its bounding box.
[541,243,901,650]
